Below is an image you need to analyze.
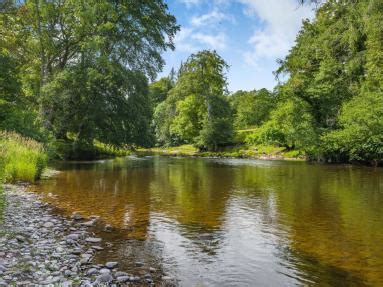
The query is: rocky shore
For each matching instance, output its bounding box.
[0,184,158,286]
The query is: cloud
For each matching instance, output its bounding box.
[192,33,227,50]
[190,10,233,27]
[179,0,202,8]
[174,28,198,52]
[239,0,314,65]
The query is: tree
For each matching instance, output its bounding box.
[321,0,383,163]
[276,1,366,129]
[230,89,275,129]
[149,76,174,108]
[0,0,179,151]
[153,50,234,150]
[246,99,317,151]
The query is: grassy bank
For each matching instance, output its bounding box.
[138,144,306,160]
[0,131,48,183]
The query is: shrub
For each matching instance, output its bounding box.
[246,99,318,152]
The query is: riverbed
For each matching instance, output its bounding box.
[28,155,383,286]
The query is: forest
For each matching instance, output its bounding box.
[1,0,382,182]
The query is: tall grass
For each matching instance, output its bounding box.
[0,131,47,183]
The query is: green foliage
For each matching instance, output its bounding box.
[230,89,275,129]
[170,94,205,142]
[0,0,178,157]
[322,91,383,162]
[153,50,234,150]
[0,131,47,183]
[149,76,174,107]
[246,99,317,152]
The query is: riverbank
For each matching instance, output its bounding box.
[137,144,306,161]
[0,184,160,286]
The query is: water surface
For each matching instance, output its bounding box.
[30,155,383,286]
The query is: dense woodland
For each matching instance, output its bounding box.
[0,0,382,164]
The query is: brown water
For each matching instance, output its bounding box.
[30,155,383,286]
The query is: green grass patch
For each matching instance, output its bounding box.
[139,144,306,160]
[138,144,198,156]
[0,131,47,183]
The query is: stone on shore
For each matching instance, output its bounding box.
[85,237,102,243]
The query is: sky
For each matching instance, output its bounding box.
[158,0,315,92]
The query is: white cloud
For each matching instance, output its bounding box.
[179,0,202,8]
[190,10,233,27]
[239,0,314,65]
[192,33,227,50]
[174,28,198,53]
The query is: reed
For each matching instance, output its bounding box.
[0,131,47,183]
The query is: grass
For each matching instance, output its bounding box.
[0,131,47,183]
[137,144,198,156]
[139,144,306,160]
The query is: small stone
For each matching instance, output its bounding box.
[71,249,82,255]
[43,222,54,228]
[66,234,80,241]
[117,276,130,283]
[91,246,103,251]
[95,273,113,284]
[16,235,25,242]
[135,261,144,267]
[85,237,101,243]
[115,271,129,277]
[149,267,156,273]
[71,212,83,221]
[86,268,98,276]
[99,268,111,274]
[105,261,118,269]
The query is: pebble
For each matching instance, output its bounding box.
[43,222,54,228]
[105,261,118,269]
[71,212,83,221]
[96,273,113,283]
[99,268,111,274]
[117,276,130,283]
[86,268,98,276]
[0,185,153,285]
[85,237,102,243]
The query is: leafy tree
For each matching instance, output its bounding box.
[0,0,178,152]
[276,1,366,129]
[149,76,174,108]
[230,89,275,129]
[153,50,234,150]
[246,99,317,151]
[42,56,153,147]
[321,0,383,163]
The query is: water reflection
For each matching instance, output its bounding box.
[30,156,383,286]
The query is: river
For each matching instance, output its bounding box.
[29,155,383,286]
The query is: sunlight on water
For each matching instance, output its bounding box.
[30,155,383,286]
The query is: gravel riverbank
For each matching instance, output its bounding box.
[0,184,157,286]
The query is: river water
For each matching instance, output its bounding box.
[30,155,383,286]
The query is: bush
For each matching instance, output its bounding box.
[321,92,383,162]
[246,99,318,152]
[0,131,47,183]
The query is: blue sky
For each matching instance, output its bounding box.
[158,0,315,92]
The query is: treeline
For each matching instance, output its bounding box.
[1,0,382,164]
[149,0,383,164]
[0,0,178,159]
